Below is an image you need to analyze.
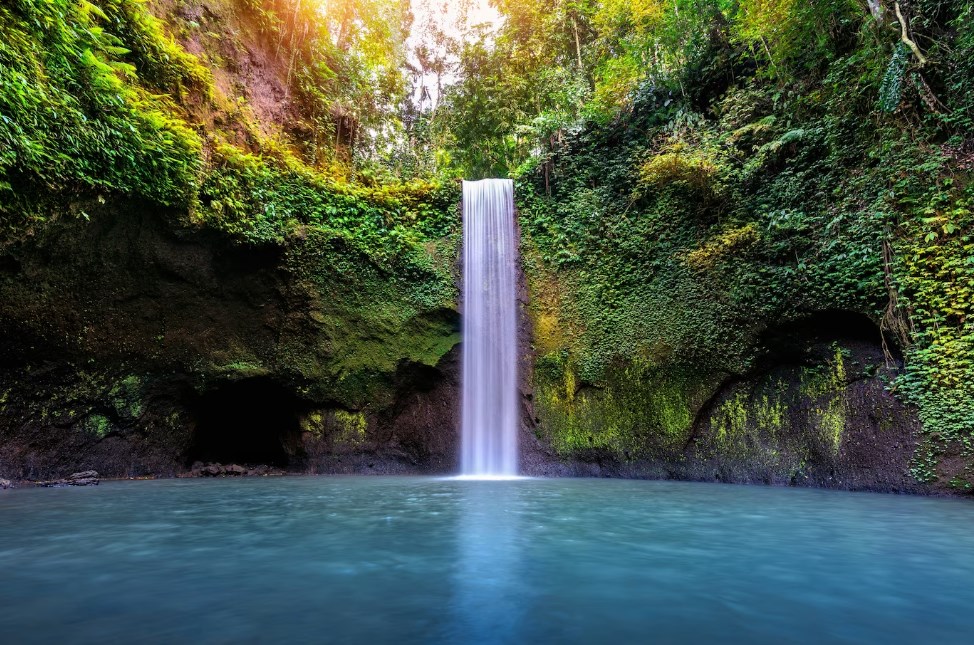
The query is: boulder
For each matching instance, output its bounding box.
[65,471,99,486]
[36,471,100,487]
[201,464,223,476]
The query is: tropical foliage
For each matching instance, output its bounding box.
[457,0,974,484]
[2,0,973,485]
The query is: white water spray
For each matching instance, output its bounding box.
[461,179,519,477]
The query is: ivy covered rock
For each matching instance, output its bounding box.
[1,0,973,492]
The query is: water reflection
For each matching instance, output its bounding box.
[450,481,526,642]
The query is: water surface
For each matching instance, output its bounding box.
[1,477,972,644]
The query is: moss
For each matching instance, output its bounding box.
[301,408,368,448]
[800,346,848,454]
[278,226,459,407]
[755,393,786,436]
[333,410,368,448]
[712,391,750,445]
[710,384,790,459]
[301,410,325,438]
[214,361,271,380]
[535,358,710,460]
[639,142,721,193]
[193,144,460,247]
[684,224,761,271]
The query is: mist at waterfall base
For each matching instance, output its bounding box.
[460,179,519,478]
[3,477,974,643]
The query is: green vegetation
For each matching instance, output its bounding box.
[428,0,973,483]
[332,409,368,447]
[0,0,204,242]
[0,0,460,430]
[799,347,849,454]
[280,223,459,406]
[535,355,708,457]
[2,0,973,485]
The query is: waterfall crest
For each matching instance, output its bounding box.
[461,179,519,477]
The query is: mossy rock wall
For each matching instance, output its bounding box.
[0,199,461,479]
[524,303,925,492]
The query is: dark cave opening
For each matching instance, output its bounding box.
[188,378,306,468]
[759,310,896,365]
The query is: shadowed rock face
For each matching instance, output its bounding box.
[523,309,929,494]
[682,325,921,493]
[0,199,461,480]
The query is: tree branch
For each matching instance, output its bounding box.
[894,2,927,65]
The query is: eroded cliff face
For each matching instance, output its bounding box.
[521,308,928,493]
[0,196,936,490]
[0,199,461,479]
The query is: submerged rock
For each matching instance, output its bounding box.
[36,471,100,487]
[188,462,285,478]
[200,464,223,477]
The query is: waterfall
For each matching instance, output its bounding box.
[461,179,519,477]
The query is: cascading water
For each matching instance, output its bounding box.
[461,179,519,477]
